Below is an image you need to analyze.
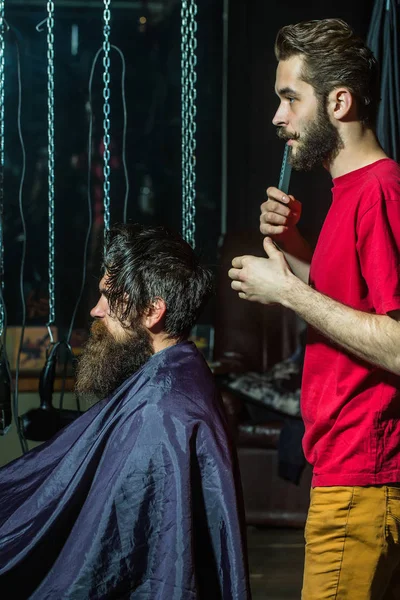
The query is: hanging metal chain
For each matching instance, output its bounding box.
[181,2,189,243]
[102,0,111,235]
[181,0,197,249]
[0,1,6,339]
[46,0,55,340]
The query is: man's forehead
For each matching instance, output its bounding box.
[275,56,307,95]
[99,275,110,292]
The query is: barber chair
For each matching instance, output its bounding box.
[213,230,312,527]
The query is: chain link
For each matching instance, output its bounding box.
[46,0,55,335]
[0,1,5,338]
[181,0,197,249]
[102,0,111,234]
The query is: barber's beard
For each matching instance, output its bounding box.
[75,319,154,401]
[277,101,344,171]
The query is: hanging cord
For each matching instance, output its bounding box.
[13,7,57,453]
[66,44,128,347]
[181,0,197,249]
[102,0,111,237]
[0,7,12,437]
[113,44,129,225]
[12,32,29,454]
[58,52,97,413]
[58,44,128,411]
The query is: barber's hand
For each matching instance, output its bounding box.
[228,237,294,305]
[260,187,302,238]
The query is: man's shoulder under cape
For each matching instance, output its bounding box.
[0,341,251,599]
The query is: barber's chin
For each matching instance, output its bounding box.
[287,138,299,148]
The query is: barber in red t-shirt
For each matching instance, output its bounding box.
[229,18,400,600]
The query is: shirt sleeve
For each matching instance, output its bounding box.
[356,186,400,315]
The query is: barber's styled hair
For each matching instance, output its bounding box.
[275,19,380,127]
[102,223,213,341]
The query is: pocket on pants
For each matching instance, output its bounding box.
[305,487,354,545]
[386,487,400,545]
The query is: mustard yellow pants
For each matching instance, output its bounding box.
[302,486,400,599]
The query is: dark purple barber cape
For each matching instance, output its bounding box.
[0,341,251,599]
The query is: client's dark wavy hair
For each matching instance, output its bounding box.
[102,223,214,341]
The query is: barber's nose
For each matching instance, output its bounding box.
[272,104,288,127]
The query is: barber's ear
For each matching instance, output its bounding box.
[143,297,166,330]
[328,87,353,121]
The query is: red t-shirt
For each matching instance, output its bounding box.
[302,158,400,487]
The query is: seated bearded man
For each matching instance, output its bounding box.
[0,224,251,600]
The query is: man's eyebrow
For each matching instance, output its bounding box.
[99,286,110,298]
[276,86,300,97]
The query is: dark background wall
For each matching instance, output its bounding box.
[3,0,222,331]
[2,0,377,334]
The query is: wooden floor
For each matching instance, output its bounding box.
[247,527,305,600]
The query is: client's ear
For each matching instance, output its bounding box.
[143,297,167,331]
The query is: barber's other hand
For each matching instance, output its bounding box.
[228,237,293,305]
[260,187,302,238]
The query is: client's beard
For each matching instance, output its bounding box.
[75,319,154,401]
